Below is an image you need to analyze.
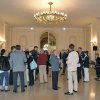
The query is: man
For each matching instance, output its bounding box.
[95,54,100,81]
[61,50,68,75]
[78,47,85,81]
[65,44,79,95]
[8,46,16,85]
[9,45,27,93]
[83,51,89,82]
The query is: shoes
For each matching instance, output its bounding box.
[0,86,4,91]
[13,90,17,93]
[13,89,25,93]
[40,82,44,84]
[1,89,10,92]
[29,84,34,86]
[35,77,38,81]
[94,77,97,80]
[5,89,10,92]
[73,90,77,93]
[53,88,58,90]
[21,89,25,92]
[65,92,73,95]
[0,89,4,91]
[58,86,61,89]
[44,82,48,83]
[25,85,27,87]
[0,86,10,92]
[95,78,100,81]
[83,81,89,83]
[61,73,65,75]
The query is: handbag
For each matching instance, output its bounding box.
[30,59,37,70]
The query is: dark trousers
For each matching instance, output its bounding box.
[36,67,39,75]
[82,67,84,78]
[77,67,82,83]
[9,70,13,85]
[13,72,25,91]
[29,69,34,85]
[46,65,49,74]
[62,63,67,74]
[52,71,59,90]
[96,67,100,78]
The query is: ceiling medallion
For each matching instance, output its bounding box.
[34,2,67,24]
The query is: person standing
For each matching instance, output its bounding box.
[50,50,60,90]
[65,44,79,95]
[37,50,48,83]
[0,49,10,91]
[78,47,85,80]
[9,45,27,93]
[32,46,38,63]
[61,50,68,75]
[77,52,82,83]
[8,46,16,85]
[31,46,38,80]
[27,52,34,86]
[44,51,50,75]
[95,54,100,81]
[83,51,90,82]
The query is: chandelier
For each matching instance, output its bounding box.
[34,2,67,24]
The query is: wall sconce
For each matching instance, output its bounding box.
[0,37,6,46]
[90,38,97,46]
[90,38,98,59]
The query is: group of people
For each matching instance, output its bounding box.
[0,44,100,96]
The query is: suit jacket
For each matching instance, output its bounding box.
[9,50,27,72]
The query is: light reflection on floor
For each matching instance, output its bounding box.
[0,68,100,100]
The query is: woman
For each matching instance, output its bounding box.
[27,51,34,86]
[0,49,10,91]
[77,51,82,83]
[83,51,90,82]
[50,50,60,90]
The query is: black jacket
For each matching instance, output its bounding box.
[27,56,33,69]
[31,50,38,63]
[83,55,89,68]
[95,57,100,67]
[62,52,68,64]
[0,56,10,71]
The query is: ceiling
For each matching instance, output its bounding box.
[0,0,100,28]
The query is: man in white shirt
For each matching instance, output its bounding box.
[65,44,79,95]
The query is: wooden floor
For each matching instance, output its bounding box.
[0,68,100,100]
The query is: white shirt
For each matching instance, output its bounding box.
[67,51,79,71]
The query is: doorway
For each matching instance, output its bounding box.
[40,32,56,51]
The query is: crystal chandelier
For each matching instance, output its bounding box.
[34,2,67,24]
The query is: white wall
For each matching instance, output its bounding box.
[0,21,6,48]
[10,27,89,51]
[92,19,100,56]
